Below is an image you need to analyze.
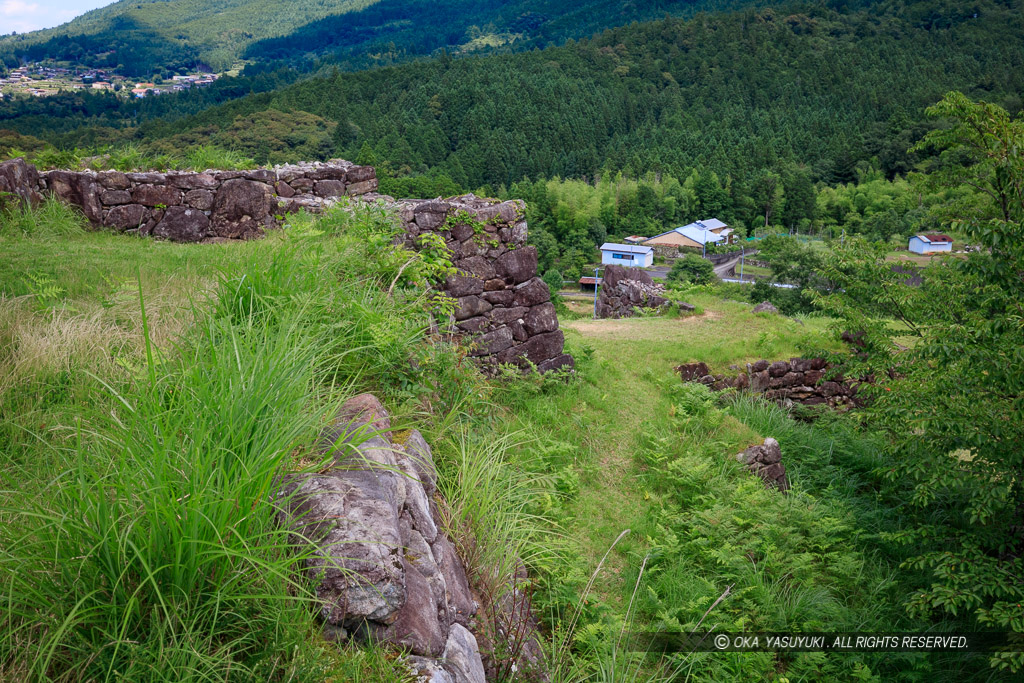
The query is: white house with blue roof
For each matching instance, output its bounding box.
[599,242,655,267]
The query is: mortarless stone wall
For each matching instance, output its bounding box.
[393,194,573,374]
[677,358,861,408]
[0,158,572,373]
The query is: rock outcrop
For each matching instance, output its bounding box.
[752,301,780,314]
[596,265,678,318]
[736,437,789,492]
[276,394,484,682]
[676,357,862,408]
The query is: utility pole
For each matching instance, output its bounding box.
[740,246,745,281]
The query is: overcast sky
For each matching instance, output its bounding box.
[2,1,114,34]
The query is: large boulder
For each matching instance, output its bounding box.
[495,246,538,285]
[0,158,42,209]
[152,207,211,242]
[45,170,103,224]
[131,183,181,208]
[104,204,148,231]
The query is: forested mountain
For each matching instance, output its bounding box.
[2,0,1021,252]
[133,0,1022,187]
[0,0,769,76]
[0,0,377,74]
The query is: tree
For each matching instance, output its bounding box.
[752,170,785,229]
[666,254,714,285]
[781,165,816,228]
[816,93,1024,674]
[542,269,563,303]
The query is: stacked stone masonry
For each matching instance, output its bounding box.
[676,358,861,408]
[393,194,573,374]
[0,157,378,241]
[596,264,678,319]
[0,158,572,374]
[736,438,790,492]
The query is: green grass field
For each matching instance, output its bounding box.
[0,206,999,681]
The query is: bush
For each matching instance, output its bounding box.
[666,253,714,285]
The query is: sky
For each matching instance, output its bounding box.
[2,0,114,34]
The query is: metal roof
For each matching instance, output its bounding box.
[914,234,953,244]
[696,218,728,230]
[675,226,727,245]
[600,242,654,254]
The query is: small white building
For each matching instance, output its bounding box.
[600,242,655,268]
[909,234,953,254]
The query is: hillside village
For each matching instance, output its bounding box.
[0,61,218,99]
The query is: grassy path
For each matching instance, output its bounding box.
[554,298,834,612]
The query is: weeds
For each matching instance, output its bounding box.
[0,197,87,239]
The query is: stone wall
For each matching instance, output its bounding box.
[596,265,677,319]
[393,194,573,374]
[0,157,377,241]
[0,158,572,373]
[677,358,861,408]
[736,437,789,492]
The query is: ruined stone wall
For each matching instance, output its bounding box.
[677,358,861,408]
[0,158,572,373]
[596,265,673,319]
[0,157,377,241]
[280,394,550,682]
[278,394,490,683]
[394,194,573,374]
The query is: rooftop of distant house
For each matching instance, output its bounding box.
[600,242,655,254]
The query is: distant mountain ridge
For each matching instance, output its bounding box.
[0,0,780,75]
[0,0,378,73]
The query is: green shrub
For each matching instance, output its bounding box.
[666,254,714,285]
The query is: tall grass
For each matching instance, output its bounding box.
[0,290,334,680]
[184,145,255,172]
[0,205,466,680]
[5,143,257,173]
[0,198,87,239]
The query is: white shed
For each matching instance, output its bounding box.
[909,234,953,254]
[600,243,655,268]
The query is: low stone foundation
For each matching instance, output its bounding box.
[677,357,861,408]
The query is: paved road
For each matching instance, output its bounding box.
[712,254,745,278]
